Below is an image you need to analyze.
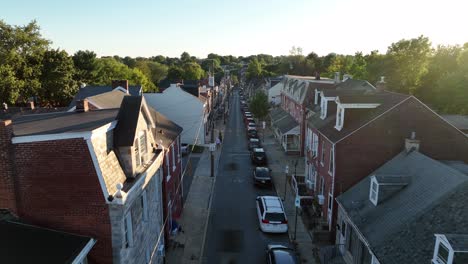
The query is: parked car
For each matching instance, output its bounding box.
[256,196,288,233]
[247,129,259,139]
[244,117,254,126]
[247,123,256,131]
[181,143,189,155]
[248,138,261,150]
[251,148,267,165]
[253,167,272,186]
[266,244,298,264]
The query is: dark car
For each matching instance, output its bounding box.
[251,148,267,165]
[247,129,258,139]
[266,244,298,264]
[248,138,261,150]
[253,167,272,186]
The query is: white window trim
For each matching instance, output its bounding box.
[314,89,319,105]
[124,213,134,248]
[136,130,147,167]
[320,97,328,119]
[312,133,318,157]
[335,105,345,131]
[369,176,379,206]
[320,141,325,167]
[142,190,148,222]
[165,152,171,182]
[328,192,333,211]
[328,148,334,175]
[171,144,176,172]
[433,235,455,264]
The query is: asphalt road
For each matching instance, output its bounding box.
[202,89,288,264]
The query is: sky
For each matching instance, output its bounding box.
[2,0,468,58]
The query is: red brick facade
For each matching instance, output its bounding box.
[281,93,306,156]
[7,138,113,264]
[0,120,17,212]
[307,97,468,238]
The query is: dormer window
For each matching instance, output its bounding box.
[433,234,468,264]
[320,97,327,119]
[314,89,319,105]
[135,130,147,167]
[335,105,345,131]
[369,174,409,206]
[369,178,379,205]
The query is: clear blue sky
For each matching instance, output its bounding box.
[2,0,467,58]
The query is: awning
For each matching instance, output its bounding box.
[271,108,299,135]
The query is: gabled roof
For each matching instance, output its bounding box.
[68,85,141,109]
[149,108,183,148]
[12,109,119,137]
[87,90,129,109]
[442,115,468,132]
[307,91,410,142]
[0,219,94,264]
[337,151,468,264]
[114,96,143,147]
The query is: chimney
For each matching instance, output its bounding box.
[112,80,129,94]
[376,76,386,91]
[343,74,352,82]
[405,131,420,153]
[315,71,320,80]
[75,99,89,112]
[334,72,341,84]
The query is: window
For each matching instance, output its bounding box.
[328,148,334,175]
[124,213,133,248]
[321,141,326,166]
[135,131,147,167]
[165,153,170,181]
[328,192,333,211]
[335,106,344,130]
[341,220,347,237]
[320,176,325,195]
[139,131,147,154]
[312,133,318,157]
[369,177,379,206]
[141,190,148,221]
[135,141,141,167]
[171,144,176,171]
[437,243,450,264]
[320,97,327,119]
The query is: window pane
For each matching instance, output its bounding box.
[438,243,449,263]
[140,132,147,154]
[135,143,140,166]
[265,213,286,222]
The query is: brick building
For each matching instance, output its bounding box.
[0,96,167,263]
[303,77,468,240]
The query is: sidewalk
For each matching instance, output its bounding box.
[165,121,225,264]
[262,127,318,264]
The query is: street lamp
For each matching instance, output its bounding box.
[283,165,289,201]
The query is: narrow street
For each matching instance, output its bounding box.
[202,90,289,264]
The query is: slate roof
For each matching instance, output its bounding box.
[270,108,299,134]
[0,107,68,120]
[307,91,410,142]
[0,220,94,264]
[87,90,129,109]
[149,108,183,148]
[445,234,468,251]
[114,96,143,147]
[68,85,141,109]
[336,151,468,264]
[12,109,119,137]
[442,115,468,132]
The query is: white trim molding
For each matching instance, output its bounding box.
[72,238,96,264]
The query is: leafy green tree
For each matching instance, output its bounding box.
[247,58,262,80]
[0,20,50,104]
[122,56,136,68]
[180,51,192,63]
[72,50,97,85]
[365,50,387,84]
[40,49,77,105]
[167,66,184,81]
[182,62,204,80]
[249,91,269,120]
[386,35,431,94]
[348,52,368,80]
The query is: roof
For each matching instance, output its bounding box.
[149,108,183,148]
[86,90,129,109]
[444,234,468,251]
[68,85,141,108]
[307,91,410,142]
[442,115,468,132]
[337,151,468,264]
[0,107,68,120]
[114,96,143,147]
[0,220,94,264]
[12,109,119,137]
[271,108,299,134]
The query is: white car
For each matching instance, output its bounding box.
[256,196,288,233]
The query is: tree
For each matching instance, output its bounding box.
[180,51,192,63]
[247,58,262,80]
[72,50,97,85]
[182,62,204,80]
[386,35,431,94]
[40,49,77,105]
[365,50,387,84]
[167,66,184,81]
[348,52,368,80]
[249,91,269,120]
[0,20,50,104]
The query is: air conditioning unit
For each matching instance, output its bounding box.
[317,194,325,205]
[306,180,314,190]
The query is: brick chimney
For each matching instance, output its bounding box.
[315,71,320,80]
[75,99,89,112]
[0,120,17,213]
[405,131,420,153]
[376,76,386,91]
[112,80,129,94]
[334,72,341,84]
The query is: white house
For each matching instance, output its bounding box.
[144,84,207,145]
[268,81,284,105]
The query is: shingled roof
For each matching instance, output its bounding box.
[68,85,141,109]
[149,108,183,148]
[113,96,143,147]
[337,151,468,264]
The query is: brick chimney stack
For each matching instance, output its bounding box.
[75,99,89,112]
[405,131,420,153]
[376,76,386,92]
[0,120,17,213]
[112,80,129,94]
[334,72,341,84]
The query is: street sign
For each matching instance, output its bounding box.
[209,143,216,152]
[295,196,301,208]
